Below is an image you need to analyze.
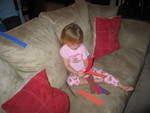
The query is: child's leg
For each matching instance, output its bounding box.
[67,74,80,86]
[92,67,119,86]
[103,73,119,87]
[67,73,89,86]
[93,68,134,91]
[79,78,89,85]
[91,67,104,83]
[79,77,104,85]
[67,73,102,86]
[118,83,134,91]
[103,72,134,91]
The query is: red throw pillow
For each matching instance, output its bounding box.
[1,69,70,113]
[94,16,121,59]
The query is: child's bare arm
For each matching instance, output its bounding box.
[61,57,84,77]
[84,58,88,68]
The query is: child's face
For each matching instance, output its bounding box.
[67,43,80,50]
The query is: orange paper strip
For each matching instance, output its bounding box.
[85,71,107,78]
[77,89,104,106]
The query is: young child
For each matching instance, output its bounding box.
[60,23,134,92]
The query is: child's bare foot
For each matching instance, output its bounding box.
[118,83,134,92]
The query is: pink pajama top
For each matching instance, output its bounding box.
[60,44,89,72]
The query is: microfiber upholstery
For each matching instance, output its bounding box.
[61,46,147,113]
[39,0,94,55]
[118,19,150,52]
[0,58,23,107]
[87,2,119,42]
[60,2,150,113]
[0,17,67,88]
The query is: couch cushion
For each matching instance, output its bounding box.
[118,19,150,52]
[94,48,145,85]
[39,0,94,55]
[2,69,70,113]
[0,58,23,107]
[87,2,119,32]
[94,16,121,59]
[61,47,145,113]
[0,17,67,88]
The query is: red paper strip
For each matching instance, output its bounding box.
[85,71,107,78]
[84,57,94,73]
[95,83,102,94]
[86,75,96,94]
[77,89,104,106]
[84,57,107,78]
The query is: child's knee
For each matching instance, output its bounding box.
[67,74,80,86]
[104,75,119,87]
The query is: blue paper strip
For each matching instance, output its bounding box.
[97,85,107,94]
[0,32,27,48]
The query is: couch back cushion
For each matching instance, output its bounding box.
[88,3,118,29]
[0,17,67,88]
[39,0,93,55]
[119,19,150,52]
[87,3,119,50]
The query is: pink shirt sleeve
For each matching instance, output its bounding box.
[60,44,89,71]
[81,44,89,60]
[60,45,68,59]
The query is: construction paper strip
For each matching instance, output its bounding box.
[66,82,76,96]
[85,71,107,78]
[97,84,107,94]
[84,57,94,73]
[86,75,96,94]
[77,89,104,106]
[0,32,27,48]
[97,84,111,95]
[95,83,102,94]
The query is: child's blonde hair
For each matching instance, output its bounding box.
[60,23,83,45]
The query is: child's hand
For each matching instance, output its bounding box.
[77,72,85,77]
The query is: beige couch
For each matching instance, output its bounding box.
[0,0,150,113]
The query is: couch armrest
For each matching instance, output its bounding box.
[119,19,150,53]
[0,17,67,88]
[0,58,23,105]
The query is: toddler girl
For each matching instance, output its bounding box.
[59,23,134,92]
